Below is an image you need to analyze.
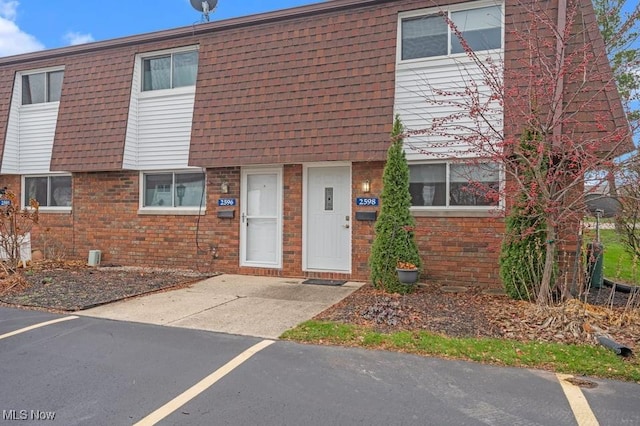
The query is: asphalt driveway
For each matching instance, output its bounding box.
[2,307,639,425]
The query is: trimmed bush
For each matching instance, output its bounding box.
[499,129,552,300]
[369,116,422,293]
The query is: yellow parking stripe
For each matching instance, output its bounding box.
[0,316,79,340]
[134,339,275,426]
[556,373,599,426]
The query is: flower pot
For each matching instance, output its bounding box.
[396,268,419,285]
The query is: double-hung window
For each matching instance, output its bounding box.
[23,175,72,208]
[22,70,64,105]
[142,171,205,209]
[409,162,500,208]
[142,50,198,91]
[401,4,502,61]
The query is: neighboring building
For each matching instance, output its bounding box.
[0,0,629,286]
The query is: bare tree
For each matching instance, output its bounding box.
[0,191,39,274]
[399,0,634,305]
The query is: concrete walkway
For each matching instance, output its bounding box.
[79,274,363,339]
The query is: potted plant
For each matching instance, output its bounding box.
[395,225,421,285]
[396,260,419,285]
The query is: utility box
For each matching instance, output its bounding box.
[587,242,603,289]
[88,250,102,266]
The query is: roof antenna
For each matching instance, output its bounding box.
[190,0,218,22]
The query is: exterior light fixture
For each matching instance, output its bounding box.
[221,181,229,194]
[176,184,186,206]
[362,179,370,193]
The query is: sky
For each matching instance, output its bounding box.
[0,0,322,57]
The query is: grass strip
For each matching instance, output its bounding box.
[281,320,640,382]
[584,229,639,285]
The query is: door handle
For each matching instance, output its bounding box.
[343,224,350,229]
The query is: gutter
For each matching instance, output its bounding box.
[0,0,396,66]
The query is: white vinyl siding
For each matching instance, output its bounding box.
[1,68,62,174]
[136,91,195,169]
[122,60,140,170]
[123,46,198,170]
[395,57,501,160]
[18,104,59,174]
[395,1,503,162]
[1,74,21,173]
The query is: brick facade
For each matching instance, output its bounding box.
[413,216,504,287]
[0,0,628,289]
[4,162,504,287]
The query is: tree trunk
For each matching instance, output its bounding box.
[536,222,556,306]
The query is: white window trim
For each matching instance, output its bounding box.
[138,169,206,215]
[397,0,504,66]
[19,66,65,108]
[409,160,504,215]
[138,45,199,94]
[21,173,72,213]
[138,85,195,100]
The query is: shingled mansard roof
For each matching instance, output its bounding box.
[0,0,631,172]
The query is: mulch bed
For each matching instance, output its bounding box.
[2,261,639,352]
[315,282,640,350]
[0,261,214,311]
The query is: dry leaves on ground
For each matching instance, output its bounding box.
[315,283,640,350]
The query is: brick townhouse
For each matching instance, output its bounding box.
[0,0,629,286]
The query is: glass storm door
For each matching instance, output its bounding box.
[240,168,282,268]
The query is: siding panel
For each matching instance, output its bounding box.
[1,74,20,173]
[18,104,59,174]
[122,56,140,169]
[395,55,503,161]
[135,91,195,170]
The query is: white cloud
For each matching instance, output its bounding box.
[0,0,17,20]
[0,1,44,56]
[63,31,94,46]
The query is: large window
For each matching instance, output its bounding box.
[22,70,64,105]
[23,175,72,208]
[401,5,502,60]
[143,171,205,208]
[142,50,198,91]
[409,162,500,207]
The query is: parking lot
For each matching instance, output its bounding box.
[2,306,640,425]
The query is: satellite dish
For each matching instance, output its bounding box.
[190,0,218,22]
[585,194,621,218]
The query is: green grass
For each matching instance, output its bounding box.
[281,320,640,382]
[584,229,639,284]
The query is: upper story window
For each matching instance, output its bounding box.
[23,175,72,208]
[142,171,205,208]
[142,50,198,92]
[400,4,502,61]
[22,70,64,105]
[409,162,500,208]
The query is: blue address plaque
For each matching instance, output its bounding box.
[356,197,379,207]
[218,198,237,207]
[0,199,10,206]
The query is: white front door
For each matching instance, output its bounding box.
[305,166,351,272]
[240,168,282,268]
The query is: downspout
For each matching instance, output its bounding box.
[553,0,569,294]
[553,0,567,145]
